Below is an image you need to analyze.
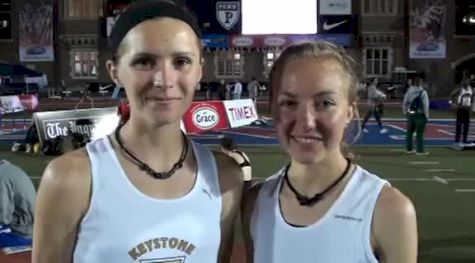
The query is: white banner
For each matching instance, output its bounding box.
[0,95,25,114]
[319,0,351,15]
[222,99,258,128]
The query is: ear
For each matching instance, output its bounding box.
[106,60,120,85]
[347,101,357,126]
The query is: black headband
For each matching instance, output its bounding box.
[108,0,201,53]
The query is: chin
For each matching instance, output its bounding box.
[290,151,326,165]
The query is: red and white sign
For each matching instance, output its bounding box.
[223,99,258,128]
[19,94,39,111]
[182,101,229,134]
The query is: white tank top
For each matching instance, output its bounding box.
[251,165,387,263]
[73,137,222,263]
[458,87,473,107]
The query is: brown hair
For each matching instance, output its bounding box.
[268,41,362,159]
[269,41,360,109]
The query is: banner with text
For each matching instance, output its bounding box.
[182,101,229,134]
[223,99,258,128]
[33,108,120,144]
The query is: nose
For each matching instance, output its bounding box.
[152,61,176,89]
[297,102,317,130]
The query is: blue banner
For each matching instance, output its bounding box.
[201,34,229,48]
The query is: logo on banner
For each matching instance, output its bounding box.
[319,0,351,15]
[192,106,219,129]
[216,2,240,30]
[323,20,348,31]
[264,36,287,47]
[232,36,253,47]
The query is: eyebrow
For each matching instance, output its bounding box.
[279,90,338,98]
[131,51,198,58]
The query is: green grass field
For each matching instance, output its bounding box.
[2,144,474,262]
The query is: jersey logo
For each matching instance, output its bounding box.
[216,2,240,30]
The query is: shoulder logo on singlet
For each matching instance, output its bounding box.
[334,214,363,222]
[140,256,185,263]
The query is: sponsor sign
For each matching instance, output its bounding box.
[223,99,258,128]
[229,34,352,48]
[33,107,120,144]
[409,0,446,59]
[18,2,54,62]
[319,0,352,15]
[216,1,240,30]
[318,15,355,34]
[182,101,228,134]
[19,94,38,111]
[0,95,24,114]
[201,34,229,48]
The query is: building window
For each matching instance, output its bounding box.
[63,0,104,20]
[363,47,392,78]
[0,0,11,40]
[214,50,244,78]
[362,0,397,16]
[70,50,99,79]
[263,48,281,77]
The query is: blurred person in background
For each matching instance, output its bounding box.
[402,77,430,155]
[0,159,36,248]
[449,79,473,147]
[361,78,388,134]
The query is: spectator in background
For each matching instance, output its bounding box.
[248,77,259,104]
[0,159,36,248]
[361,78,388,134]
[449,79,473,147]
[233,79,242,100]
[402,77,430,155]
[220,137,252,189]
[218,79,226,100]
[226,80,233,100]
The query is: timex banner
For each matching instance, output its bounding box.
[319,0,352,15]
[318,15,357,34]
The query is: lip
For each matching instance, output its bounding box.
[290,135,323,144]
[146,96,180,102]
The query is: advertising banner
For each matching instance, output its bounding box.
[0,95,24,114]
[229,34,352,48]
[19,94,39,111]
[182,101,229,134]
[201,34,229,48]
[33,108,120,144]
[222,99,258,128]
[319,0,352,15]
[18,2,54,62]
[409,0,446,59]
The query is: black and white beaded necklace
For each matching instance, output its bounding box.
[284,159,351,206]
[114,124,188,180]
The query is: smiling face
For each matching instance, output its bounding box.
[273,57,355,165]
[107,17,202,126]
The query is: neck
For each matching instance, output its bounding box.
[118,120,185,168]
[287,154,350,196]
